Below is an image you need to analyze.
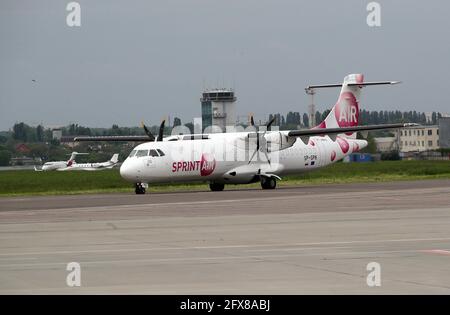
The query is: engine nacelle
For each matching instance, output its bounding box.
[264,132,296,152]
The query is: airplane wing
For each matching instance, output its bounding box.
[287,123,417,139]
[74,121,166,142]
[74,136,151,142]
[56,167,71,171]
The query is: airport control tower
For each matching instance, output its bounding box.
[200,89,236,133]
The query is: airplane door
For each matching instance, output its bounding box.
[145,149,159,169]
[145,157,156,168]
[316,139,326,167]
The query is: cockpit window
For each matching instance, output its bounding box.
[156,149,165,156]
[128,150,137,157]
[149,149,159,157]
[135,150,149,157]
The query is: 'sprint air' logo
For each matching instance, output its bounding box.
[200,153,216,176]
[172,153,216,177]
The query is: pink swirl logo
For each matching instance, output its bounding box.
[200,153,216,176]
[331,150,336,162]
[336,137,349,154]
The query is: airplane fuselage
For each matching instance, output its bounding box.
[58,161,116,171]
[41,161,68,171]
[119,131,367,185]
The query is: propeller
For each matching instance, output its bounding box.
[141,119,166,142]
[266,117,275,131]
[141,121,156,141]
[248,116,275,166]
[157,119,165,142]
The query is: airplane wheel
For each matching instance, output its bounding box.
[209,183,225,192]
[261,177,276,190]
[135,183,146,194]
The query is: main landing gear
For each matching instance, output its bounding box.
[135,183,146,194]
[260,176,277,190]
[209,182,225,191]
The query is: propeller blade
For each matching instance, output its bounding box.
[248,148,258,164]
[250,116,255,127]
[263,150,271,166]
[248,130,263,164]
[248,131,259,164]
[141,121,156,141]
[256,130,260,151]
[266,117,276,131]
[157,120,165,141]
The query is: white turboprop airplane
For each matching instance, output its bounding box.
[35,152,88,171]
[75,74,417,194]
[58,154,119,171]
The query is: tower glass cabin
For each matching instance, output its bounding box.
[200,89,236,133]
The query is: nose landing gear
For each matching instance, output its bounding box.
[135,183,146,194]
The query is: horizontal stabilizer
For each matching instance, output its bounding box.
[305,81,401,90]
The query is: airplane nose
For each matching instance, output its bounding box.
[120,159,138,182]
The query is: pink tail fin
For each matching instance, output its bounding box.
[315,74,363,138]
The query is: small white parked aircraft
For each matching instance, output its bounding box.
[75,74,417,194]
[35,152,87,171]
[57,154,119,171]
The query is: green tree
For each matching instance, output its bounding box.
[0,150,12,166]
[315,111,322,126]
[173,117,182,127]
[184,123,194,134]
[13,122,27,141]
[432,112,437,124]
[360,134,377,154]
[302,113,309,128]
[28,143,49,159]
[36,125,44,142]
[321,109,330,122]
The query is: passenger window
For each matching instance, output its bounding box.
[128,150,137,157]
[135,150,149,157]
[149,149,159,157]
[156,149,165,156]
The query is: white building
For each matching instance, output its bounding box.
[397,125,439,152]
[52,128,62,140]
[374,137,397,153]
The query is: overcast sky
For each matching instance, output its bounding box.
[1,0,449,130]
